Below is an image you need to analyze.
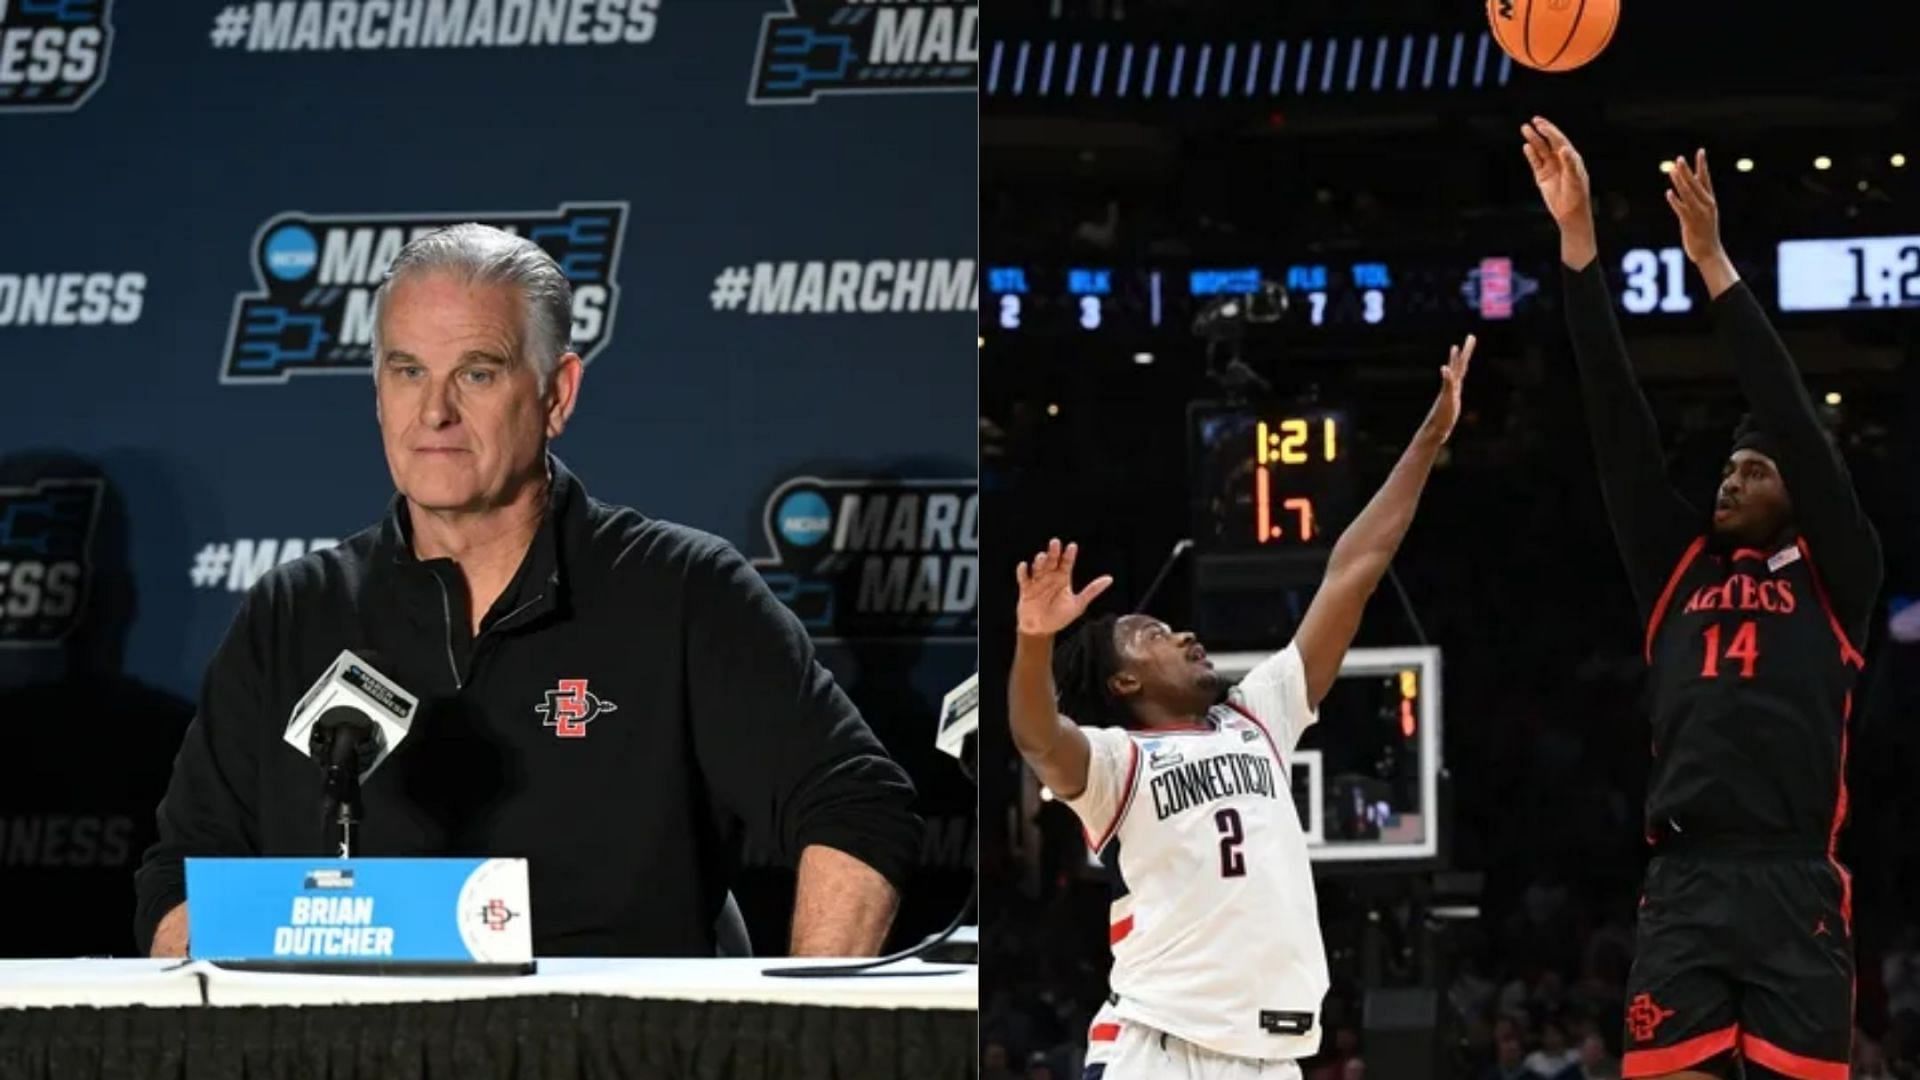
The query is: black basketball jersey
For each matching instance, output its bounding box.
[1642,537,1863,852]
[1561,263,1882,868]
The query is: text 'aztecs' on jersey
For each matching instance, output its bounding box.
[1644,540,1863,847]
[1065,646,1330,1063]
[749,0,976,105]
[220,203,627,385]
[751,478,976,641]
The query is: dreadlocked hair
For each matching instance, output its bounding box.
[1052,613,1127,728]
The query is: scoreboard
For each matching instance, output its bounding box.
[987,253,1620,334]
[984,237,1920,337]
[1191,403,1356,552]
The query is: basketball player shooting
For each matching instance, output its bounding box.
[1525,116,1883,1080]
[1006,336,1473,1079]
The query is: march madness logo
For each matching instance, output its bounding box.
[0,0,114,113]
[535,678,618,739]
[220,202,628,385]
[752,477,977,641]
[0,477,102,647]
[748,0,975,105]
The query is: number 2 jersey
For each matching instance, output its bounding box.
[1563,260,1882,863]
[1063,643,1327,1062]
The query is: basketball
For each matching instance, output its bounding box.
[1487,0,1620,73]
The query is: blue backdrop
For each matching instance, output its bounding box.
[0,0,977,956]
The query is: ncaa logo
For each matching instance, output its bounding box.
[0,0,115,114]
[263,225,319,281]
[776,490,832,548]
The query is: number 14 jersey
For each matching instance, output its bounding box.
[1064,643,1328,1062]
[1642,537,1864,855]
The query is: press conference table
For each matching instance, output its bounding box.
[0,957,976,1079]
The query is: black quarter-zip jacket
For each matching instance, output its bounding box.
[133,456,921,955]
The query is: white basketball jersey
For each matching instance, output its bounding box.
[1064,642,1328,1062]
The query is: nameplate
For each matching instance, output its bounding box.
[186,857,532,966]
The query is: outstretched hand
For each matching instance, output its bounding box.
[1664,148,1725,266]
[1015,539,1113,637]
[1419,335,1476,444]
[1521,116,1592,228]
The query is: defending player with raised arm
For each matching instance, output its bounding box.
[1527,115,1882,1080]
[1004,337,1471,1079]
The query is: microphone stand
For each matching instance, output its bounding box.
[322,763,363,858]
[320,734,364,853]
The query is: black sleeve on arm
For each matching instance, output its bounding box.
[132,588,270,954]
[686,543,921,890]
[1563,260,1703,619]
[1712,281,1883,634]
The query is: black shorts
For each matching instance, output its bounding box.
[1622,853,1853,1080]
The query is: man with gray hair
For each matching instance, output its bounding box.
[135,223,921,957]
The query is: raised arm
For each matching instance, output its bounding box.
[1664,149,1883,634]
[1527,117,1702,620]
[1293,338,1471,707]
[1009,540,1111,799]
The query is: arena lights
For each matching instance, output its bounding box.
[1825,392,1843,406]
[1659,160,1675,175]
[1047,403,1060,417]
[984,31,1513,99]
[1133,352,1155,365]
[1893,153,1908,168]
[1736,158,1755,173]
[1814,156,1833,171]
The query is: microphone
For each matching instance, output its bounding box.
[282,651,418,857]
[935,673,978,774]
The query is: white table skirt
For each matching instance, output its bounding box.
[0,957,975,1012]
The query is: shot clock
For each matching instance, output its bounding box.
[1191,403,1355,552]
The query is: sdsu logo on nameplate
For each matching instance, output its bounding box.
[0,477,102,647]
[476,897,518,932]
[535,678,617,739]
[748,0,976,105]
[752,477,977,641]
[220,202,628,385]
[0,0,114,113]
[455,858,533,963]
